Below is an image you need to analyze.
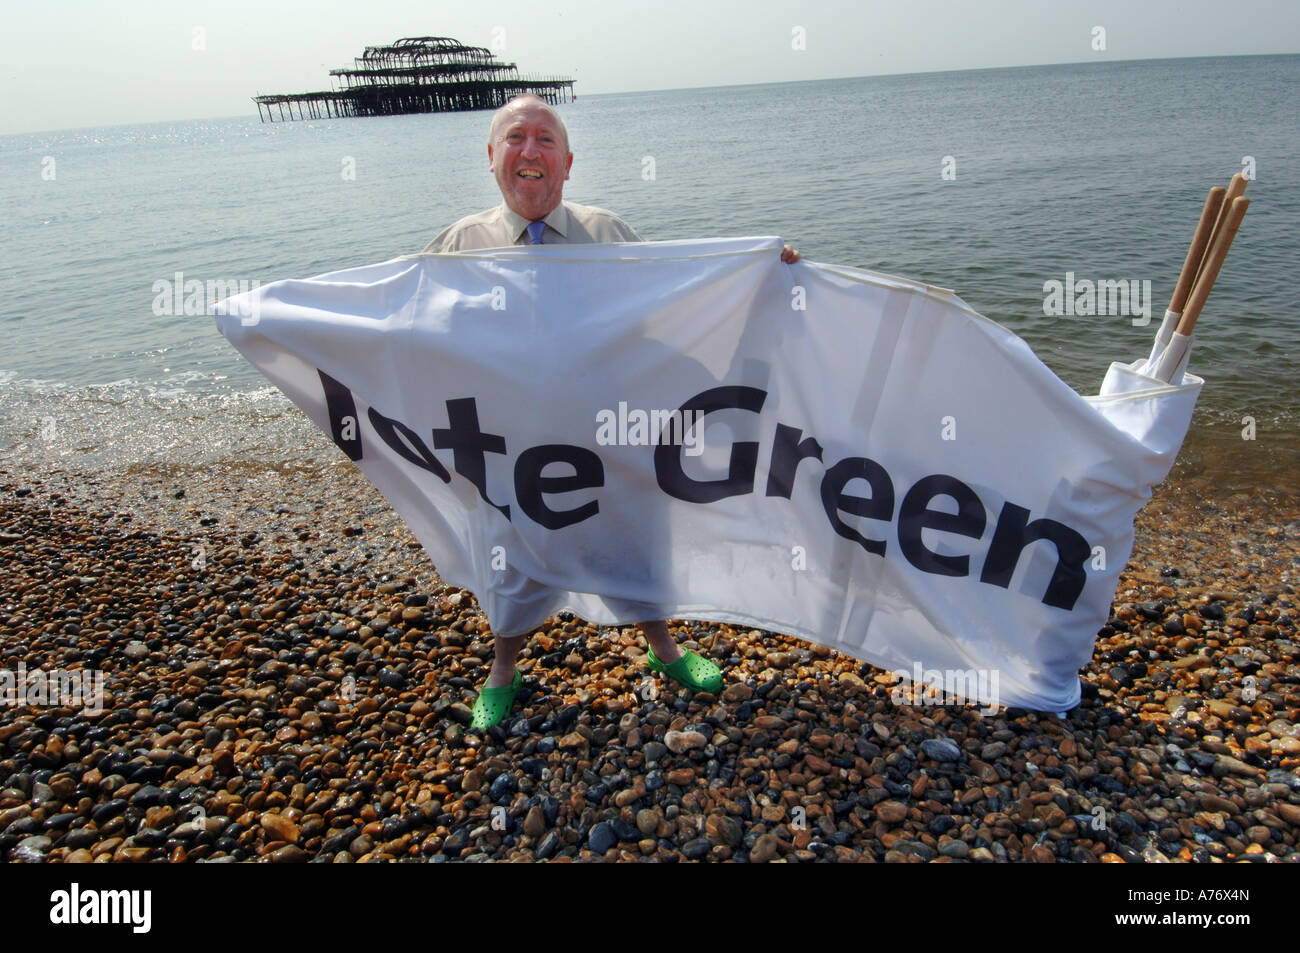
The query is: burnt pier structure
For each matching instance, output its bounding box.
[254,36,574,122]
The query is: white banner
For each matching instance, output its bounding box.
[214,236,1201,713]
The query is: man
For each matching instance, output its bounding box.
[423,94,799,730]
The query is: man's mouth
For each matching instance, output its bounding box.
[518,169,543,179]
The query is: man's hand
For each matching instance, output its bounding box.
[781,244,801,264]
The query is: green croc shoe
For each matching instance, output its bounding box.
[646,647,722,694]
[470,669,522,731]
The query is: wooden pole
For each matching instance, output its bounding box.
[1176,196,1250,337]
[1197,173,1249,287]
[1167,186,1225,316]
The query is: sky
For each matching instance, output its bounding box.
[2,0,1298,134]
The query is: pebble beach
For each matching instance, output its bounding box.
[1,458,1298,864]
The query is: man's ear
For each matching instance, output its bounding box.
[488,143,496,171]
[564,152,573,180]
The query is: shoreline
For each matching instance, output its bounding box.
[2,352,1299,503]
[1,462,1297,863]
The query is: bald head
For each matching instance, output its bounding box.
[489,95,570,154]
[487,94,574,221]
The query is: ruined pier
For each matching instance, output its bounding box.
[254,36,574,122]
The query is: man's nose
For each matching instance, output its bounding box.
[519,136,542,157]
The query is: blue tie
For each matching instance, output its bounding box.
[525,221,546,244]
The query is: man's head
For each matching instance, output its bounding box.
[488,95,573,222]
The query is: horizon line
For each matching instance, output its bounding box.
[4,51,1296,137]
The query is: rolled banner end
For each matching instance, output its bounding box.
[1155,309,1180,349]
[1152,331,1194,384]
[1143,309,1181,372]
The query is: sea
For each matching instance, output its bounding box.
[1,55,1297,495]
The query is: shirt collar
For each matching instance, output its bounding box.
[502,202,569,243]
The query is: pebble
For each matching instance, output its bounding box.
[682,838,712,859]
[1215,754,1259,777]
[938,839,970,859]
[611,818,639,842]
[705,814,743,847]
[130,785,163,807]
[1199,794,1238,815]
[643,742,668,763]
[587,822,616,854]
[523,806,547,837]
[536,831,562,860]
[876,801,908,824]
[1276,804,1300,827]
[261,813,299,844]
[664,730,707,753]
[269,845,309,863]
[838,671,867,691]
[920,739,962,762]
[749,834,779,863]
[91,800,127,825]
[722,684,752,703]
[13,835,51,862]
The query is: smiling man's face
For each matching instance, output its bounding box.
[488,98,573,222]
